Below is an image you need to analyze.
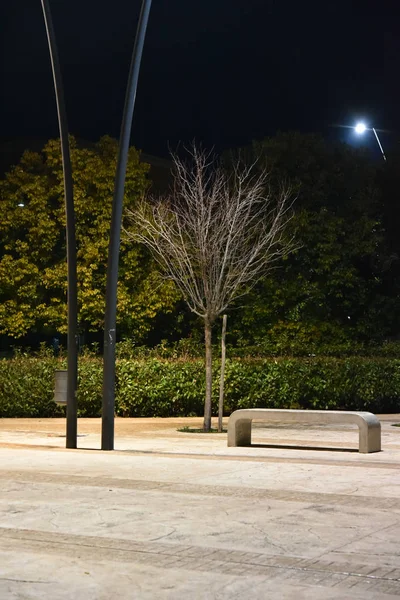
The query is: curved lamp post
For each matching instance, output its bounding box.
[354,122,387,161]
[41,0,78,449]
[102,0,153,450]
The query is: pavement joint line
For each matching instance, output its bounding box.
[1,443,399,469]
[1,527,399,586]
[0,469,399,510]
[0,578,54,585]
[115,449,398,469]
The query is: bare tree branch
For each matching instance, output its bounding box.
[124,144,297,430]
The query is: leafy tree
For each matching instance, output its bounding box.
[227,132,397,352]
[0,136,180,340]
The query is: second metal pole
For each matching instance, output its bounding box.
[102,0,153,450]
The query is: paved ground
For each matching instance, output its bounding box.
[0,415,400,599]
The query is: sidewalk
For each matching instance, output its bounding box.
[0,416,400,599]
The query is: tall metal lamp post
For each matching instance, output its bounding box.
[102,0,153,450]
[41,0,78,449]
[354,122,387,161]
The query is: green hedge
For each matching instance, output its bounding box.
[113,338,400,359]
[0,356,399,418]
[0,356,61,418]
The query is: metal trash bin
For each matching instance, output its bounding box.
[54,369,68,405]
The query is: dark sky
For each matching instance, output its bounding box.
[1,0,398,157]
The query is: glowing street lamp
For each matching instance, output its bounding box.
[354,122,367,135]
[354,122,386,161]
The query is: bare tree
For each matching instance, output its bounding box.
[125,146,295,432]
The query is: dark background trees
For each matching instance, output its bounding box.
[225,133,400,353]
[1,132,399,357]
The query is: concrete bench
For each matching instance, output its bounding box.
[227,409,381,453]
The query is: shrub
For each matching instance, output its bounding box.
[0,355,63,417]
[116,359,206,417]
[0,356,399,418]
[77,358,103,417]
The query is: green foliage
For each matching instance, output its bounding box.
[2,132,400,356]
[0,355,62,417]
[227,132,398,348]
[1,356,399,418]
[77,358,103,417]
[116,359,205,417]
[0,137,180,341]
[221,358,400,414]
[115,336,204,360]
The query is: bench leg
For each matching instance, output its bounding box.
[228,419,252,447]
[358,420,381,453]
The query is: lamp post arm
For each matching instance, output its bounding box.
[372,128,387,161]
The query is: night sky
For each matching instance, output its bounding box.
[1,0,398,158]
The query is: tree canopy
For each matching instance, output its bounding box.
[1,132,399,356]
[0,136,179,340]
[227,132,399,351]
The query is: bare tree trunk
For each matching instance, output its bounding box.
[218,314,227,433]
[204,319,212,432]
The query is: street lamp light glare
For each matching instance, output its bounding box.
[350,121,386,161]
[355,122,367,135]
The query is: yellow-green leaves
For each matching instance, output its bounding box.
[0,136,177,339]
